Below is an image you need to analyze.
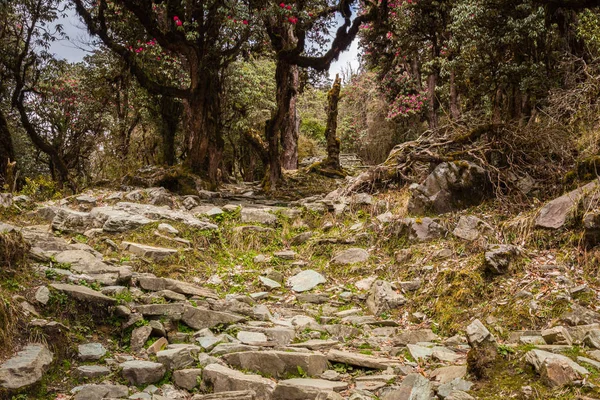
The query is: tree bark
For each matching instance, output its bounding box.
[449,69,460,120]
[280,63,299,170]
[0,109,15,188]
[323,74,342,171]
[185,67,223,187]
[427,71,438,130]
[159,96,182,166]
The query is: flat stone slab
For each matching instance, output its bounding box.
[182,306,246,330]
[202,364,276,400]
[75,365,111,379]
[288,339,339,350]
[72,384,129,400]
[326,349,398,370]
[535,180,599,229]
[50,284,117,305]
[136,303,186,317]
[237,331,268,345]
[272,378,348,400]
[122,242,178,260]
[78,343,107,361]
[120,360,165,385]
[287,270,326,292]
[0,344,53,389]
[138,276,217,298]
[241,208,278,226]
[330,248,369,265]
[526,349,589,376]
[259,276,281,290]
[222,350,328,378]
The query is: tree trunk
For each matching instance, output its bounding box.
[185,69,223,187]
[449,69,460,120]
[265,57,298,189]
[323,74,342,171]
[159,96,182,166]
[15,98,73,190]
[427,71,438,130]
[280,63,299,170]
[0,109,15,188]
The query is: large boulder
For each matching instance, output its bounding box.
[535,179,599,229]
[407,161,490,215]
[0,344,53,389]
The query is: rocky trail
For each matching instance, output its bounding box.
[1,168,600,399]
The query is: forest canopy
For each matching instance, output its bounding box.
[1,0,600,196]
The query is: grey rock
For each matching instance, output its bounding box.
[292,232,314,245]
[366,280,406,315]
[182,306,245,330]
[259,276,281,290]
[273,379,348,400]
[0,344,53,389]
[541,326,573,345]
[484,244,518,275]
[326,350,397,370]
[75,365,111,379]
[158,223,179,234]
[437,378,473,398]
[399,217,447,242]
[202,364,276,400]
[122,242,177,261]
[78,343,107,361]
[381,373,434,400]
[191,390,256,400]
[561,304,600,326]
[157,345,200,370]
[288,270,327,292]
[121,360,166,385]
[584,329,600,348]
[274,250,296,260]
[72,384,129,400]
[50,283,117,305]
[173,368,203,390]
[407,161,490,214]
[222,350,328,378]
[430,365,467,384]
[137,277,217,298]
[131,325,153,352]
[394,329,439,346]
[330,248,369,265]
[35,286,50,305]
[453,215,491,241]
[241,208,278,226]
[535,179,599,229]
[51,208,94,233]
[445,392,475,400]
[237,331,268,344]
[525,349,588,376]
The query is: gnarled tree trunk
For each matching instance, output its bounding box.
[159,96,182,166]
[323,74,342,171]
[280,63,299,170]
[185,67,224,187]
[0,109,15,188]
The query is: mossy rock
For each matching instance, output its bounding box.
[122,165,201,195]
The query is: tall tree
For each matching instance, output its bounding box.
[0,0,76,189]
[73,0,256,186]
